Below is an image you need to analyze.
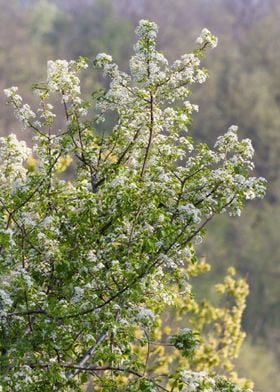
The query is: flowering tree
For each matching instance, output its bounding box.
[0,20,266,391]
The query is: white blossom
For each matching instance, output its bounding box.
[196,28,218,48]
[137,307,155,322]
[95,53,113,66]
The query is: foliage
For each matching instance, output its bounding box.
[0,20,266,391]
[128,261,254,387]
[120,2,280,374]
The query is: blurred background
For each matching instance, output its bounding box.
[0,0,279,390]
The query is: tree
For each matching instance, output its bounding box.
[0,20,266,391]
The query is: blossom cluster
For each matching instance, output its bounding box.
[180,371,252,392]
[4,87,35,128]
[0,133,31,185]
[169,328,200,357]
[196,28,218,48]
